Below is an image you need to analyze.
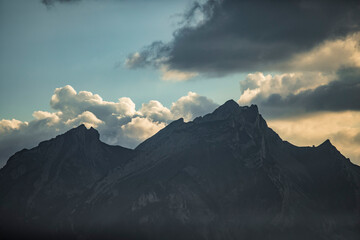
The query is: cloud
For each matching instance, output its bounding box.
[160,65,198,81]
[126,0,360,75]
[239,68,360,117]
[262,78,360,113]
[65,111,104,128]
[0,86,217,168]
[41,0,81,6]
[268,111,360,166]
[0,119,28,132]
[125,52,145,69]
[32,111,61,126]
[171,91,218,121]
[125,41,170,69]
[238,71,335,105]
[281,32,360,72]
[138,100,172,123]
[124,42,198,81]
[50,85,136,119]
[121,117,166,142]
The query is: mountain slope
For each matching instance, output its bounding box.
[0,100,359,240]
[0,125,135,237]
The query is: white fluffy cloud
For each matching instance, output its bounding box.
[171,91,218,121]
[139,100,172,123]
[32,111,61,126]
[50,85,136,119]
[121,117,166,142]
[65,111,104,129]
[238,71,335,105]
[0,119,28,132]
[0,86,218,167]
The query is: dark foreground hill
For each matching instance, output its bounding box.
[0,100,359,240]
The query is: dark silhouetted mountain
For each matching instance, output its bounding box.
[0,125,135,238]
[0,100,359,240]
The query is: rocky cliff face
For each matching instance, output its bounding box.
[0,100,359,240]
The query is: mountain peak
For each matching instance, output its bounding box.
[63,124,100,141]
[215,99,240,113]
[74,124,87,131]
[206,99,240,120]
[318,139,334,148]
[199,100,260,124]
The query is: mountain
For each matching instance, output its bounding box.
[0,100,359,240]
[0,125,135,238]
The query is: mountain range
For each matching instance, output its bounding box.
[0,100,359,240]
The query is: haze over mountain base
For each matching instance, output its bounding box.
[0,101,359,240]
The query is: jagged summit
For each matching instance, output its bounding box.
[59,123,100,142]
[137,101,264,152]
[192,100,260,124]
[319,139,332,147]
[66,123,96,132]
[215,99,240,112]
[211,99,240,116]
[76,123,87,130]
[212,99,259,115]
[317,139,338,151]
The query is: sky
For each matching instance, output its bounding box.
[0,0,360,167]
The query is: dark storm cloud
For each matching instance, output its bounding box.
[125,41,171,69]
[127,0,360,74]
[257,68,360,117]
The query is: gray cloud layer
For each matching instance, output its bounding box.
[126,0,360,75]
[241,68,360,118]
[264,79,360,112]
